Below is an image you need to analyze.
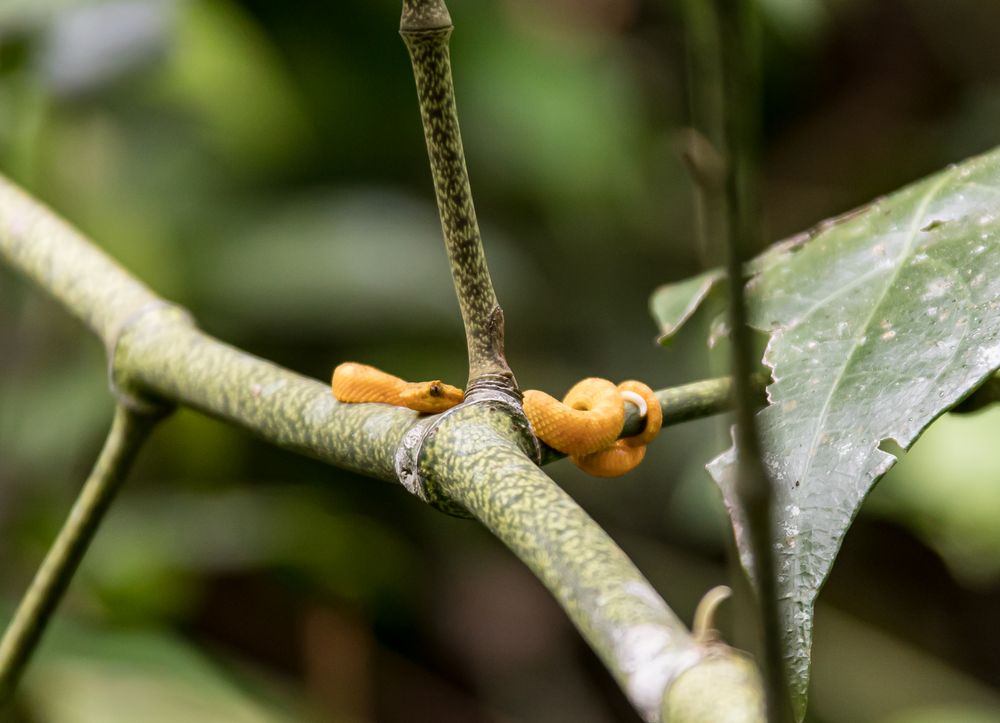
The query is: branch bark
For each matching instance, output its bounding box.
[420,399,763,722]
[0,176,159,352]
[400,0,513,388]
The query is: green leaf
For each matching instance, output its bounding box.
[650,269,724,344]
[705,148,1000,717]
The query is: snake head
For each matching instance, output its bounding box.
[399,380,464,413]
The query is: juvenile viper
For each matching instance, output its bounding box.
[332,363,662,477]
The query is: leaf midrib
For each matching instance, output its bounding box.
[792,169,955,512]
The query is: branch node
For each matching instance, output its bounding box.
[400,0,452,33]
[394,392,538,516]
[108,301,192,416]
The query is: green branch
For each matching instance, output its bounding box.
[0,405,159,700]
[0,176,159,352]
[421,400,764,722]
[0,174,756,477]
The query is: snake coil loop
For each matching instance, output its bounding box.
[571,380,662,478]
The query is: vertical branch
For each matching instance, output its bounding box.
[0,405,159,701]
[710,1,792,720]
[399,0,514,389]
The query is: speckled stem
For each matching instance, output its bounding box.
[114,308,421,480]
[0,405,158,701]
[420,401,706,721]
[400,0,513,388]
[0,175,158,353]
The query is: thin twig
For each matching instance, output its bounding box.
[400,0,513,388]
[0,405,159,701]
[646,371,767,430]
[713,0,792,719]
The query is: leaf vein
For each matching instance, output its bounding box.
[793,170,956,485]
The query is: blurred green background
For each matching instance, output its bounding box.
[2,0,1000,721]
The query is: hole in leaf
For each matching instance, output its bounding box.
[878,437,906,459]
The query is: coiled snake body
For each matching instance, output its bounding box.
[332,363,662,477]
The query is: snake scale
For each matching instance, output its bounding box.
[332,363,662,477]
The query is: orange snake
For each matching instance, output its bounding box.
[331,363,662,477]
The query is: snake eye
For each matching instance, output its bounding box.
[429,382,442,397]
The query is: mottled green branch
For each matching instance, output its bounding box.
[421,400,764,722]
[0,172,760,479]
[0,176,421,481]
[0,405,159,700]
[400,0,514,388]
[113,306,421,480]
[0,175,159,352]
